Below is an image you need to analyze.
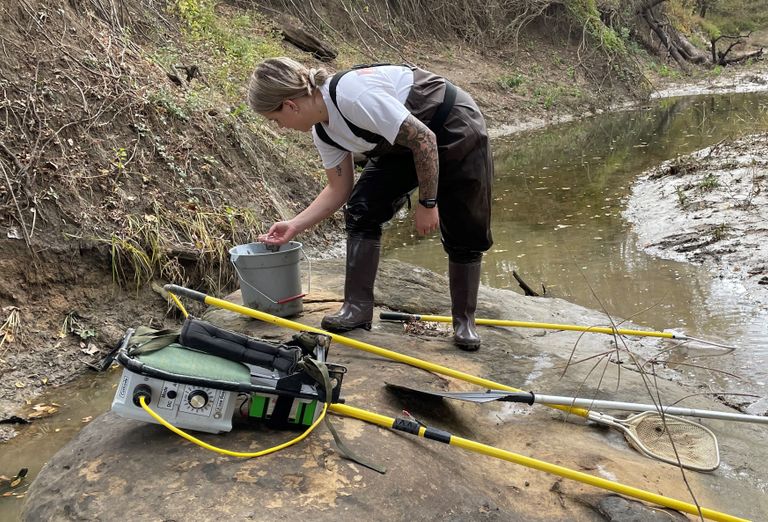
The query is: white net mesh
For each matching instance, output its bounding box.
[624,412,720,471]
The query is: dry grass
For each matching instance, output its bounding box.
[0,306,21,358]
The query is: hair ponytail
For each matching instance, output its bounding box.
[248,57,330,113]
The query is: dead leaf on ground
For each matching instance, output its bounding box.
[403,320,451,337]
[80,342,100,355]
[28,403,59,419]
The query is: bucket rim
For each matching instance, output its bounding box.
[229,241,303,256]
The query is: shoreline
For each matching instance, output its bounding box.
[488,64,768,138]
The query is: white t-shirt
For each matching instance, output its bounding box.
[311,66,414,169]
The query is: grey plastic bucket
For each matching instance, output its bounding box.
[229,241,304,317]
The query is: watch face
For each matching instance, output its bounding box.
[420,198,437,208]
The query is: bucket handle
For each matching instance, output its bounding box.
[231,246,311,305]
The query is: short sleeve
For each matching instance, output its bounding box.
[312,126,349,169]
[339,90,410,145]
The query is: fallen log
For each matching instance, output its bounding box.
[280,16,337,61]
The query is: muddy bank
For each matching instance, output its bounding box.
[624,133,768,310]
[490,62,768,138]
[650,68,768,99]
[22,259,768,521]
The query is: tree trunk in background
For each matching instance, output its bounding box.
[677,34,709,64]
[641,6,690,71]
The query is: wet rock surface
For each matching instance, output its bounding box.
[22,260,768,521]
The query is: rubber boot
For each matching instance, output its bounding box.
[449,260,482,351]
[321,236,380,332]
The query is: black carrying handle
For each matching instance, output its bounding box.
[165,284,207,303]
[379,311,421,322]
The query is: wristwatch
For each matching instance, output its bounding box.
[418,198,438,208]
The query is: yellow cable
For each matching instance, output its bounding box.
[168,292,189,318]
[329,403,749,522]
[139,395,326,458]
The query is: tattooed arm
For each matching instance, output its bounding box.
[395,114,439,200]
[394,114,440,235]
[259,153,354,244]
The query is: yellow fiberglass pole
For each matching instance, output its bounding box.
[163,285,590,418]
[379,312,735,350]
[328,403,749,522]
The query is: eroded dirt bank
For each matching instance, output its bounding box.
[2,0,768,515]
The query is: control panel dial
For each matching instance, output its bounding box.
[179,386,216,416]
[188,390,209,409]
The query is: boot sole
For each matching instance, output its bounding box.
[320,321,372,333]
[455,340,481,352]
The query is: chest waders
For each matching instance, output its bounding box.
[316,65,492,350]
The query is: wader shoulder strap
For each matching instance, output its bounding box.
[328,69,385,145]
[315,64,456,152]
[313,122,346,152]
[427,81,457,136]
[315,63,397,151]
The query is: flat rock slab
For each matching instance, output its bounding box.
[23,260,766,521]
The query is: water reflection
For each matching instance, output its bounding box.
[383,92,768,401]
[0,370,119,521]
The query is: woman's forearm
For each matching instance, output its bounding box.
[291,184,348,232]
[394,114,439,199]
[291,155,355,233]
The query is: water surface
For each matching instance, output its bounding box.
[383,92,768,409]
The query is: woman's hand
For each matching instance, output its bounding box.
[257,155,354,246]
[258,220,299,245]
[414,205,439,236]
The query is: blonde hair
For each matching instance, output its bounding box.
[248,57,330,113]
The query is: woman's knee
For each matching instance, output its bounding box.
[446,248,484,264]
[344,203,383,239]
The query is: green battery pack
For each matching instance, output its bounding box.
[249,392,320,428]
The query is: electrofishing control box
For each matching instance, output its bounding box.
[111,319,345,434]
[112,369,238,434]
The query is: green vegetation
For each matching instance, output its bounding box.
[711,223,729,241]
[565,0,626,55]
[699,173,720,191]
[707,0,768,34]
[104,204,262,291]
[149,87,190,122]
[171,0,284,99]
[497,74,525,90]
[529,83,583,110]
[652,63,681,78]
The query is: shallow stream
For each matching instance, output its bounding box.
[3,91,768,521]
[384,91,768,412]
